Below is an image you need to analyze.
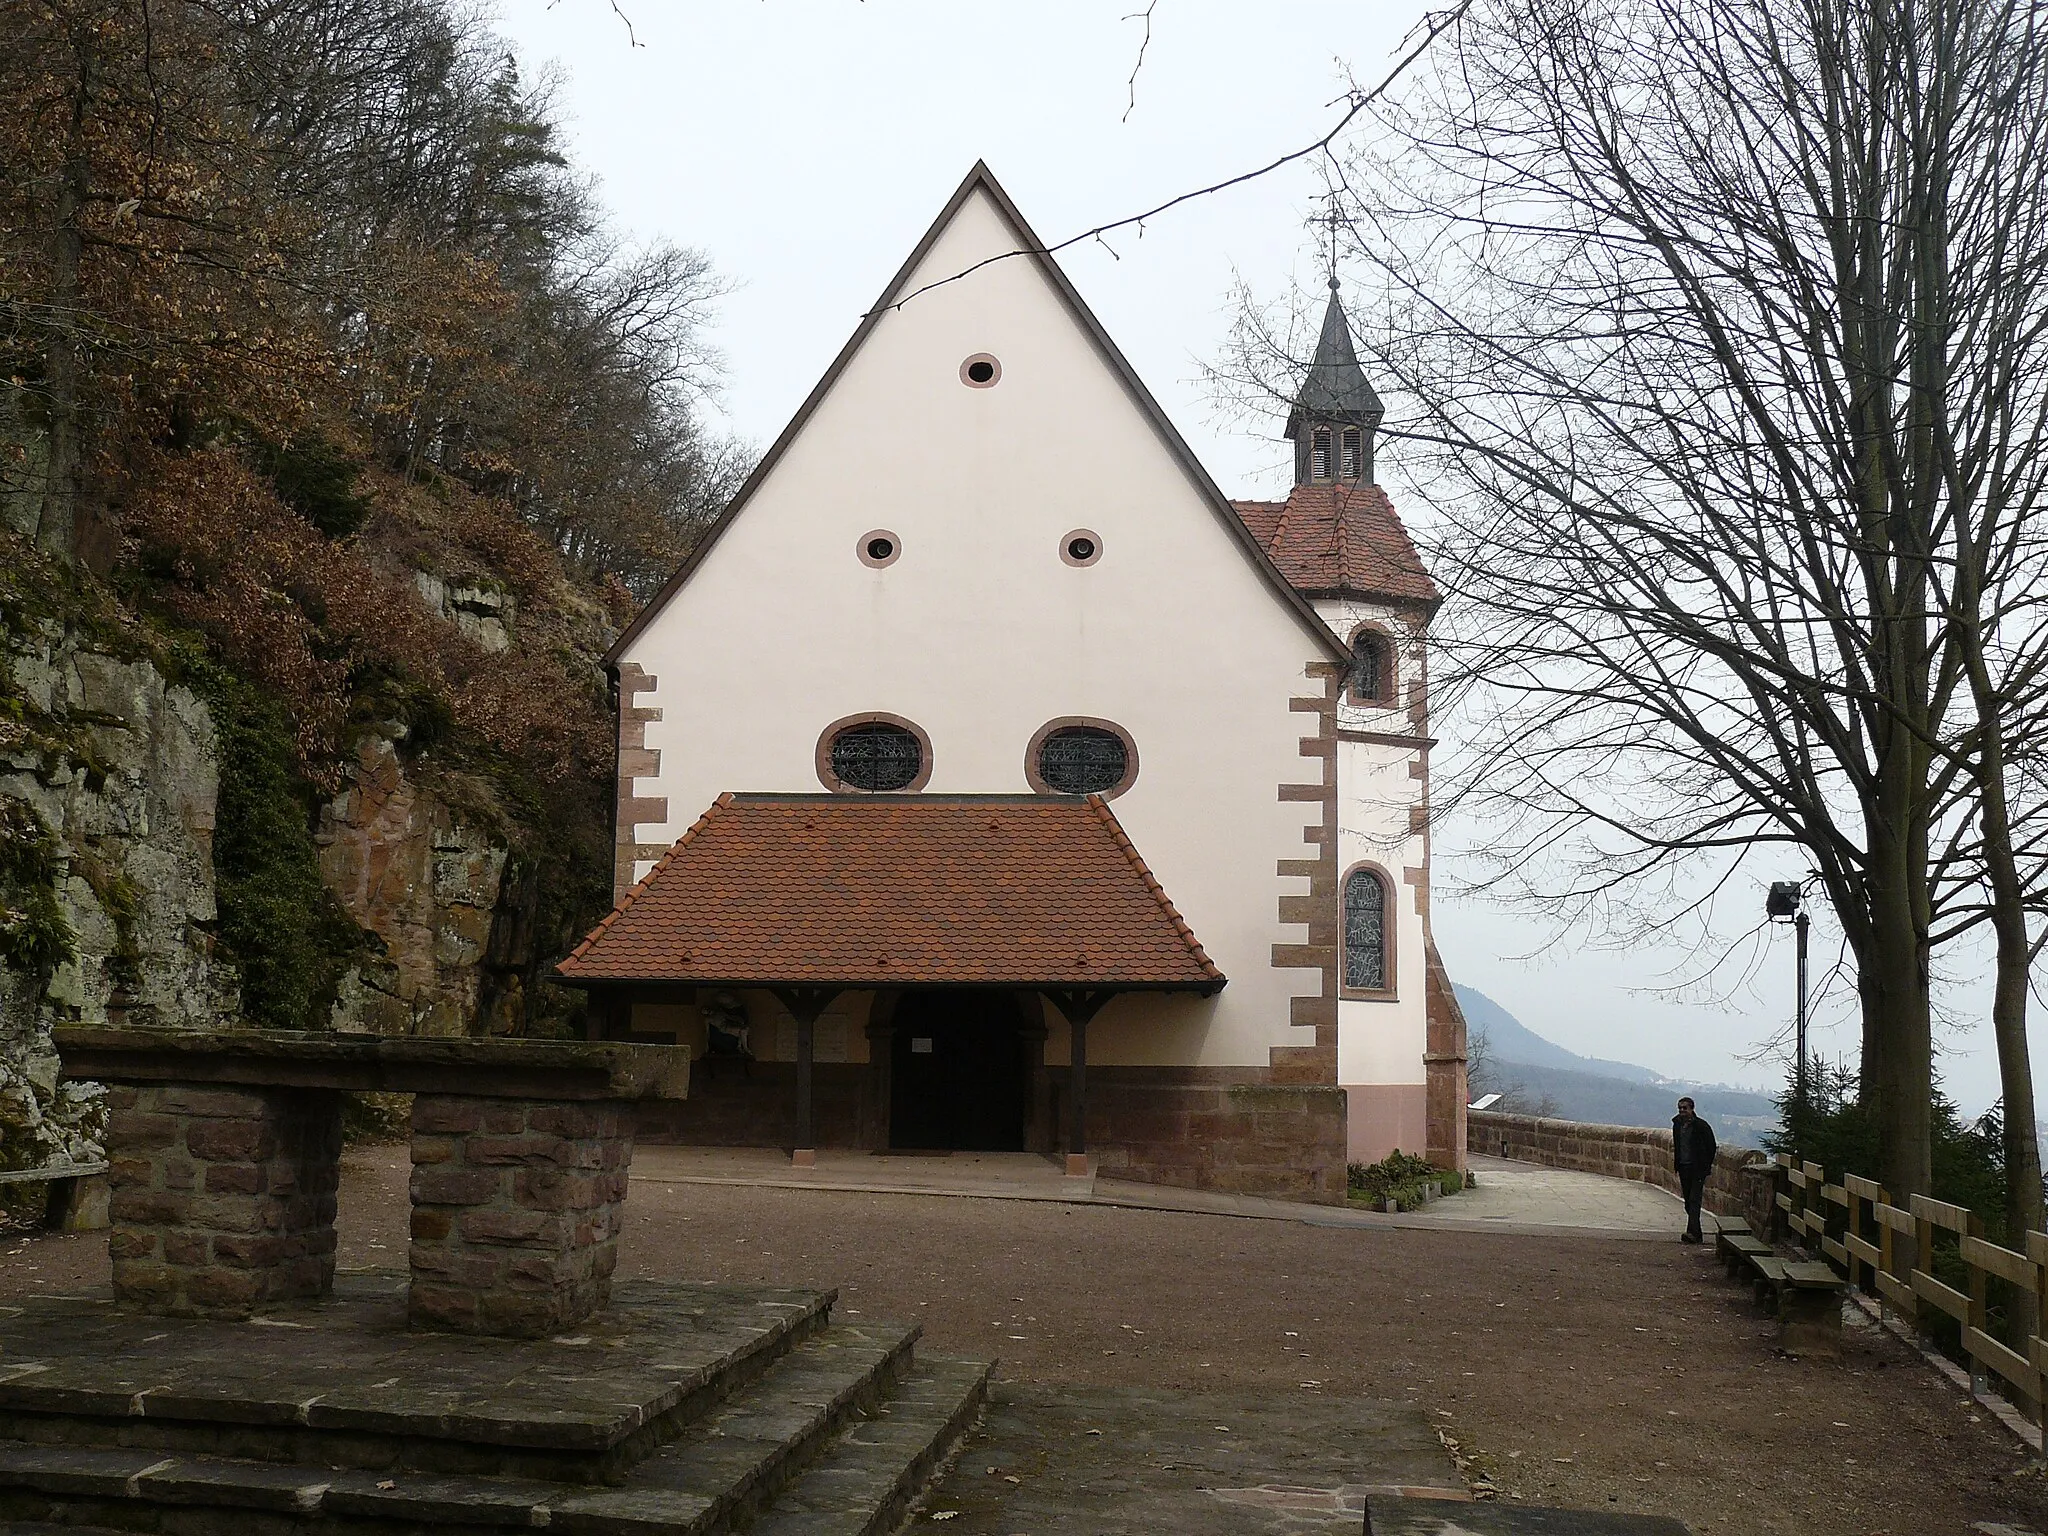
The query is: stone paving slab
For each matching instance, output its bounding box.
[0,1274,829,1459]
[1365,1496,1693,1533]
[634,1148,1097,1202]
[629,1149,1701,1241]
[912,1383,1468,1533]
[0,1334,985,1536]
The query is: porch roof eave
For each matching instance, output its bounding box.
[556,975,1226,998]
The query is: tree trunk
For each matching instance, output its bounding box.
[1862,792,1934,1202]
[1970,669,2045,1252]
[36,37,91,562]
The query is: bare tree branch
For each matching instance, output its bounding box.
[870,0,1473,318]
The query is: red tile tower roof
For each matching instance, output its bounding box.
[556,794,1225,990]
[1232,482,1440,606]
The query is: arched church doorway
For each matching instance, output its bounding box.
[889,990,1027,1151]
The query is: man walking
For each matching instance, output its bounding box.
[1672,1096,1718,1244]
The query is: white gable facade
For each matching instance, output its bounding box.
[570,167,1466,1199]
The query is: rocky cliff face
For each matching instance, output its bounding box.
[2,625,535,1046]
[319,734,509,1037]
[0,615,558,1176]
[1,623,239,1041]
[0,622,236,1174]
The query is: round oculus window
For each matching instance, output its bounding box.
[856,529,901,568]
[1061,529,1102,566]
[829,722,924,792]
[960,353,1001,387]
[1036,725,1129,796]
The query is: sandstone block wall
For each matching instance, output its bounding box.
[632,1066,1348,1206]
[407,1094,632,1337]
[105,1084,341,1317]
[1084,1076,1350,1206]
[1467,1109,1777,1228]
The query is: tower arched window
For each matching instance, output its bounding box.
[1343,866,1391,993]
[1348,628,1392,706]
[1310,427,1334,480]
[1340,426,1363,480]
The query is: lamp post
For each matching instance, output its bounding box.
[1766,881,1810,1116]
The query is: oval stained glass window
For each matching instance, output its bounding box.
[830,722,923,791]
[1036,726,1128,796]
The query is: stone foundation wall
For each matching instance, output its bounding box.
[1082,1074,1349,1206]
[105,1084,341,1317]
[407,1095,632,1337]
[632,1066,1349,1206]
[1466,1110,1776,1227]
[632,1063,870,1150]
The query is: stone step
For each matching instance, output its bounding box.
[626,1319,923,1524]
[1365,1494,1693,1533]
[750,1357,994,1536]
[0,1324,976,1536]
[0,1277,833,1484]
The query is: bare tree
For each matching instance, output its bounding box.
[1246,0,2048,1209]
[1465,1026,1559,1118]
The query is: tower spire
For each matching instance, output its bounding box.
[1286,265,1385,487]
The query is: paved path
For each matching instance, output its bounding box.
[628,1146,1692,1241]
[1421,1154,1692,1235]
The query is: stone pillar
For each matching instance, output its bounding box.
[105,1084,342,1318]
[407,1095,632,1338]
[1423,938,1470,1175]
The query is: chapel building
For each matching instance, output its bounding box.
[555,164,1468,1204]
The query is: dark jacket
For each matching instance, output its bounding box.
[1672,1113,1718,1175]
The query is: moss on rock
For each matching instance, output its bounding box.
[183,660,365,1029]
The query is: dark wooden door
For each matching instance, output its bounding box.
[889,990,1026,1151]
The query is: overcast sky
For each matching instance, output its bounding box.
[492,0,2025,1113]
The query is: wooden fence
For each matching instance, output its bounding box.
[1775,1153,2045,1420]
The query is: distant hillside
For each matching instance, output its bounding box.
[1453,986,1661,1084]
[1457,984,1778,1147]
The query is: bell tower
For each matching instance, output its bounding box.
[1286,279,1385,486]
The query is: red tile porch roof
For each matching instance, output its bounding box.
[1232,481,1440,605]
[555,793,1225,991]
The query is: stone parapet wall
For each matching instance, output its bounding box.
[105,1083,341,1317]
[407,1095,632,1337]
[1466,1109,1776,1228]
[1086,1076,1349,1206]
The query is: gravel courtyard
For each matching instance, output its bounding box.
[4,1148,2042,1535]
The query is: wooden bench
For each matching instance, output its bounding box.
[0,1161,110,1232]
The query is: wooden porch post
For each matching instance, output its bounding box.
[771,987,840,1167]
[1045,989,1115,1178]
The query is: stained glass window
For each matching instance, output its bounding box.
[1344,867,1388,990]
[830,722,922,791]
[1037,727,1128,795]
